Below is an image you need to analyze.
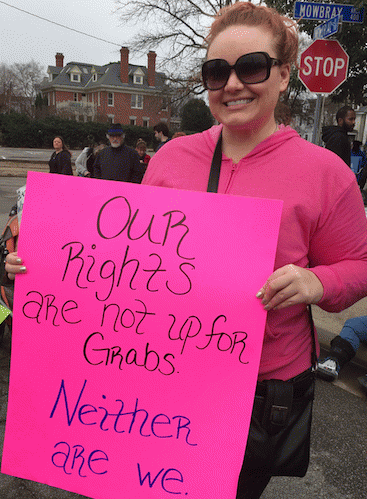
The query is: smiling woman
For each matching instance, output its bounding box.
[139,2,367,497]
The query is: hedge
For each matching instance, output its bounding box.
[0,113,157,149]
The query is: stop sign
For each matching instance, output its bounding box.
[299,39,349,94]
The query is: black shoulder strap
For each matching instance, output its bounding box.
[207,132,222,193]
[207,130,317,369]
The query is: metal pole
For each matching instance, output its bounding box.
[312,94,323,144]
[317,94,326,146]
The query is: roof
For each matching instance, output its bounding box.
[41,60,167,91]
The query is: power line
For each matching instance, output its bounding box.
[0,0,121,47]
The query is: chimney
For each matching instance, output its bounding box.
[55,53,64,68]
[147,51,156,87]
[120,47,129,84]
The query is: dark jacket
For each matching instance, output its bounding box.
[322,126,351,166]
[48,150,73,175]
[92,144,145,183]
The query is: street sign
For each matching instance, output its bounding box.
[298,39,349,94]
[313,14,340,39]
[294,2,364,23]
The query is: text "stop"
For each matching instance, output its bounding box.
[302,56,346,77]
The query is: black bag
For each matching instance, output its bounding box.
[208,132,316,479]
[242,368,315,478]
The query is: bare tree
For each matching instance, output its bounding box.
[0,63,17,114]
[0,61,46,117]
[114,0,240,96]
[12,61,46,116]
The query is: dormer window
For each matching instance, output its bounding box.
[133,68,144,85]
[71,73,81,83]
[92,74,97,82]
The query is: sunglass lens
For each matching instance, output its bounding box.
[203,60,230,90]
[237,53,268,84]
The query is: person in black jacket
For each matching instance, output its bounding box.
[48,136,73,175]
[92,124,145,183]
[321,106,355,166]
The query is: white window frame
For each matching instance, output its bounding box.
[131,94,143,109]
[130,116,137,126]
[92,73,97,82]
[71,73,81,83]
[108,92,114,107]
[133,74,143,85]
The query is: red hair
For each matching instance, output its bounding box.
[205,2,298,67]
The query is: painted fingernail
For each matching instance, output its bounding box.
[16,258,22,264]
[20,266,27,272]
[256,291,263,298]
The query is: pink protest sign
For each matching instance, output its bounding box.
[2,171,282,499]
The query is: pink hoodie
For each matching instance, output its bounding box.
[143,125,367,380]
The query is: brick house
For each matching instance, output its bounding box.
[40,48,171,127]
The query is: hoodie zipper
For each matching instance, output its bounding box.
[224,159,240,193]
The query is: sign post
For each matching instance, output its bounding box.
[298,39,349,145]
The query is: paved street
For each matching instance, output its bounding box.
[0,148,82,163]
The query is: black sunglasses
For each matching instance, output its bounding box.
[202,51,282,91]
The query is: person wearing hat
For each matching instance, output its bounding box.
[92,123,145,183]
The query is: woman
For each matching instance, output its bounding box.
[48,136,73,175]
[135,138,151,167]
[140,2,367,497]
[75,144,94,177]
[75,141,106,177]
[5,2,367,498]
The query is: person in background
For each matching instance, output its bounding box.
[351,140,367,191]
[141,2,367,497]
[322,105,355,166]
[48,136,73,175]
[172,131,187,139]
[135,138,151,167]
[92,124,145,183]
[75,143,94,177]
[76,141,107,178]
[153,122,171,151]
[317,315,367,394]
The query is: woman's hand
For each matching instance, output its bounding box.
[5,252,27,280]
[256,264,324,311]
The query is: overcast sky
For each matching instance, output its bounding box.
[0,0,148,74]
